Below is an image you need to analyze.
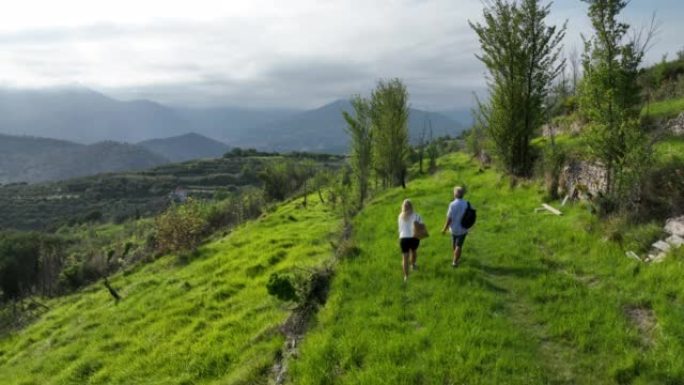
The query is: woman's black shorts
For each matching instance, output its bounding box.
[399,237,420,253]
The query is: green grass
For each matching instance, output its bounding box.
[642,97,684,119]
[654,136,684,164]
[289,153,684,384]
[3,152,684,384]
[531,133,587,157]
[0,197,339,385]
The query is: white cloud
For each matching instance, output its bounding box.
[0,0,680,109]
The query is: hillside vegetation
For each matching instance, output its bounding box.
[642,96,684,120]
[1,152,683,384]
[0,153,343,230]
[290,153,684,384]
[0,196,339,385]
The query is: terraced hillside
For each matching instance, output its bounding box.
[289,153,684,384]
[0,153,343,231]
[0,197,339,385]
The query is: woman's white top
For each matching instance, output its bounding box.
[398,212,422,238]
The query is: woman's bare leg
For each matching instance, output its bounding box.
[410,249,418,268]
[402,252,409,281]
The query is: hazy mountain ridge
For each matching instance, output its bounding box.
[229,99,466,153]
[0,134,169,184]
[138,133,231,162]
[0,88,190,143]
[0,87,468,155]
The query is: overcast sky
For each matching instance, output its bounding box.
[0,0,681,110]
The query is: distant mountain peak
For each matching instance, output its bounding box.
[138,132,230,162]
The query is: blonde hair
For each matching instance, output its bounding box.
[400,199,414,220]
[454,186,465,199]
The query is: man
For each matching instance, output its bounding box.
[441,186,470,267]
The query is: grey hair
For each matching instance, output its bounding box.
[454,186,465,199]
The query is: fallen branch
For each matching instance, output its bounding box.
[625,251,642,262]
[103,277,122,303]
[561,195,570,206]
[541,203,562,216]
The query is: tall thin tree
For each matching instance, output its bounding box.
[470,0,566,176]
[578,0,654,200]
[370,79,410,187]
[343,95,373,207]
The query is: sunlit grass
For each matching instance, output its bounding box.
[643,97,684,119]
[289,153,684,384]
[0,197,338,385]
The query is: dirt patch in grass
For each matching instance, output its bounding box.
[624,305,657,345]
[272,266,334,384]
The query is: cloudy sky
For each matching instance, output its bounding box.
[0,0,682,110]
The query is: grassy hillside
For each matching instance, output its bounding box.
[642,97,684,119]
[0,197,339,385]
[289,153,684,384]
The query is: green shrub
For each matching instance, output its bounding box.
[154,199,209,254]
[266,273,298,302]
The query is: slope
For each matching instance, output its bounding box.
[138,133,231,162]
[289,153,684,384]
[0,197,339,385]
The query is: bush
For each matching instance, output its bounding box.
[638,158,684,221]
[266,273,299,302]
[154,199,209,254]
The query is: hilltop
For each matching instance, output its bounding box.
[1,153,683,384]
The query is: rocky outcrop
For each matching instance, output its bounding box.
[542,120,582,137]
[665,216,684,238]
[642,216,684,263]
[559,160,608,198]
[667,112,684,136]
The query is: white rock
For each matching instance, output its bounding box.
[665,216,684,237]
[652,253,668,263]
[653,240,672,252]
[625,251,641,261]
[666,234,684,248]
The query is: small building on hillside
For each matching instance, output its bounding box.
[169,186,189,203]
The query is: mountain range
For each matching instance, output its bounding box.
[0,132,235,184]
[0,87,468,152]
[0,87,470,183]
[138,133,231,162]
[0,134,168,184]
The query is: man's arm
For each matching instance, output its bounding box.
[441,217,452,234]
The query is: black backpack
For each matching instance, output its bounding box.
[461,202,477,229]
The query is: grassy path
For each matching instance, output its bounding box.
[289,154,684,385]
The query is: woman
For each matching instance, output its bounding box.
[398,199,423,283]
